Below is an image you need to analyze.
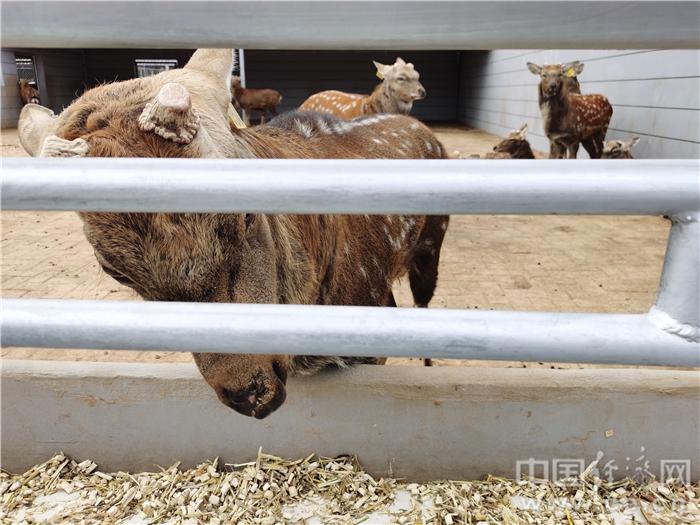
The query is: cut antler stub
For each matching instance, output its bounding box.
[138,82,200,144]
[40,135,90,157]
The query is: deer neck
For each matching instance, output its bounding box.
[539,86,570,134]
[364,82,412,115]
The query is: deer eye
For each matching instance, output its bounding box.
[397,77,407,82]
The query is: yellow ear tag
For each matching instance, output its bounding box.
[376,69,385,80]
[228,103,247,129]
[566,68,576,77]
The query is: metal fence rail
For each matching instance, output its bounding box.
[2,1,699,49]
[2,299,698,366]
[2,158,699,364]
[3,158,699,215]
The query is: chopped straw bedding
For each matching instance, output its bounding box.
[1,451,697,524]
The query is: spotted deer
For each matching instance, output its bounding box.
[491,123,535,159]
[463,124,535,159]
[527,62,612,159]
[299,58,426,119]
[602,137,640,159]
[18,49,449,419]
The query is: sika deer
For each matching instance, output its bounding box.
[230,76,282,125]
[300,58,426,119]
[18,79,40,105]
[18,49,449,419]
[527,62,612,159]
[602,137,640,159]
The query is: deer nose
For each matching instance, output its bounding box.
[219,363,288,419]
[417,87,427,98]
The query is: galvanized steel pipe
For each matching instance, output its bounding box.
[2,1,699,49]
[2,158,699,215]
[2,299,698,367]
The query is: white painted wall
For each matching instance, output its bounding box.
[458,50,700,159]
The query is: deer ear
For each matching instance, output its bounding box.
[561,62,579,77]
[18,103,58,157]
[526,62,542,75]
[395,57,406,66]
[572,61,584,74]
[373,61,389,80]
[517,123,528,139]
[138,82,200,144]
[628,137,640,149]
[185,49,234,81]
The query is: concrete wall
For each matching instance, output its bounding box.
[2,360,698,481]
[457,50,700,159]
[245,50,461,121]
[1,49,21,128]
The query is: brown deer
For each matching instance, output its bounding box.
[230,76,282,125]
[463,124,535,159]
[18,49,449,419]
[491,123,535,159]
[299,58,426,119]
[527,61,612,159]
[602,137,640,159]
[18,79,40,105]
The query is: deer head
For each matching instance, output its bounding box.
[602,137,640,159]
[493,123,530,155]
[374,57,426,110]
[527,61,584,99]
[19,79,41,105]
[17,49,290,419]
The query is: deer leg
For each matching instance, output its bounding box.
[581,137,599,159]
[371,292,399,366]
[582,132,605,158]
[590,131,606,159]
[259,110,266,125]
[567,142,579,159]
[409,215,449,308]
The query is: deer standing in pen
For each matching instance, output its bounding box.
[230,76,282,125]
[18,49,449,419]
[527,61,612,159]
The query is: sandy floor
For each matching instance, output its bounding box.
[1,125,670,367]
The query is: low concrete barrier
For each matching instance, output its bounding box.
[2,360,697,481]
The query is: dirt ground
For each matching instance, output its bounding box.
[1,125,670,367]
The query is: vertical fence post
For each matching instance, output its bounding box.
[650,212,700,343]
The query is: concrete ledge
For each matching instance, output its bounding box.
[1,360,698,481]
